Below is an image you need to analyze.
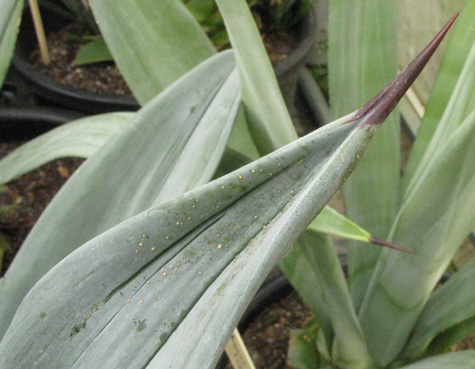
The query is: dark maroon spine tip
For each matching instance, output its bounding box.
[348,12,459,127]
[369,236,414,254]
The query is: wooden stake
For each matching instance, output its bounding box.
[28,0,50,64]
[225,329,256,369]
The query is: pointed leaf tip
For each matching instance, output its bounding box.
[370,236,414,254]
[350,12,459,127]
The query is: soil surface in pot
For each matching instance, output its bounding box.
[0,141,83,276]
[29,23,132,96]
[28,21,297,97]
[223,290,313,369]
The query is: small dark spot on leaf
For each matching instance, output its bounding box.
[69,321,87,337]
[134,318,147,332]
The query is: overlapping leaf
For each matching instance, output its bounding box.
[329,0,401,311]
[0,51,239,339]
[357,8,475,365]
[280,231,374,368]
[0,113,133,185]
[216,0,297,155]
[88,0,216,104]
[0,103,391,368]
[402,255,475,359]
[398,351,475,369]
[0,0,23,86]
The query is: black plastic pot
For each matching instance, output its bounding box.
[11,4,316,116]
[274,4,318,114]
[0,107,82,140]
[10,8,140,114]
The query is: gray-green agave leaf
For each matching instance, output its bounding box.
[88,0,216,104]
[0,38,439,366]
[0,50,239,339]
[0,0,23,86]
[397,351,475,369]
[402,254,475,359]
[0,113,133,185]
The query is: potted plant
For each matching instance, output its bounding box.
[6,0,317,115]
[278,1,475,368]
[9,1,140,114]
[0,0,467,368]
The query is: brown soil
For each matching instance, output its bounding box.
[29,23,132,96]
[264,32,297,66]
[0,141,83,276]
[28,23,296,98]
[224,290,313,369]
[227,288,475,369]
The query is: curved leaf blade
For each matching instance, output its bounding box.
[0,112,379,368]
[0,0,23,86]
[88,0,216,104]
[328,0,401,312]
[280,231,375,368]
[402,256,475,359]
[397,351,475,369]
[403,0,475,188]
[0,47,439,365]
[309,206,371,243]
[0,51,238,339]
[0,112,133,185]
[216,0,297,156]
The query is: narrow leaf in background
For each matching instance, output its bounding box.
[356,12,475,366]
[329,0,401,311]
[0,113,133,185]
[216,0,297,155]
[403,255,475,360]
[88,0,216,105]
[403,0,475,187]
[0,0,24,86]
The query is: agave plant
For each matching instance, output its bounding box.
[0,0,381,334]
[0,1,456,368]
[282,1,475,368]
